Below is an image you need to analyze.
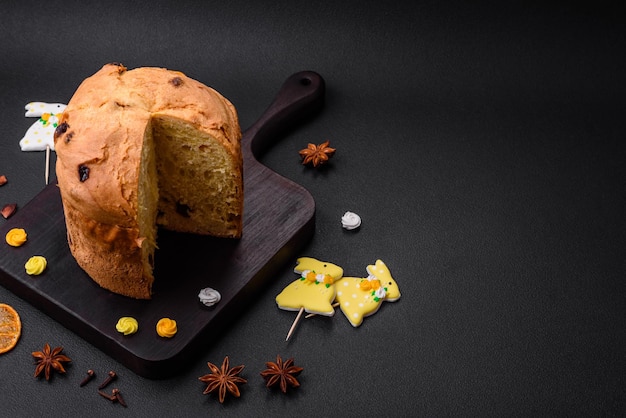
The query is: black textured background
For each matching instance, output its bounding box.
[1,1,624,416]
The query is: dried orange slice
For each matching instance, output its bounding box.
[0,303,21,354]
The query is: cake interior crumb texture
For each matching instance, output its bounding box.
[138,115,243,293]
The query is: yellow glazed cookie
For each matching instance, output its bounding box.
[275,257,343,316]
[335,260,401,327]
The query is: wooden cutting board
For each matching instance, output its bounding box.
[0,71,324,379]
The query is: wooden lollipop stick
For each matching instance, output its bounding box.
[305,302,339,319]
[45,145,50,185]
[285,307,305,341]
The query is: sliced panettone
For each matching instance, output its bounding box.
[54,63,243,299]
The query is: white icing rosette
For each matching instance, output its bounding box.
[341,211,361,230]
[198,287,222,307]
[374,287,387,300]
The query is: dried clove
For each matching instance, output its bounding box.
[98,370,117,389]
[79,369,95,387]
[98,390,116,401]
[112,389,127,407]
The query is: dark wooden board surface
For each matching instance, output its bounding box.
[0,71,324,379]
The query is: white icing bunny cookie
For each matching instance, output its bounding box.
[19,102,67,151]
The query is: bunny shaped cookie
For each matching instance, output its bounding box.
[275,257,343,316]
[335,259,401,327]
[20,102,67,151]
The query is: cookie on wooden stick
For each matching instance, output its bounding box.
[19,102,67,184]
[275,257,343,341]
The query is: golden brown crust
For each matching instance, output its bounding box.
[54,64,242,299]
[55,64,241,226]
[63,204,151,299]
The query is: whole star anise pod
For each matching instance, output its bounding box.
[198,356,247,403]
[32,343,71,381]
[260,355,303,393]
[299,140,336,167]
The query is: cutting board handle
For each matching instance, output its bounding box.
[243,71,325,158]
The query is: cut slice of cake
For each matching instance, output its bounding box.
[54,63,243,299]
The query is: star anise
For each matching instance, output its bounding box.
[32,343,71,381]
[299,140,336,167]
[198,356,247,403]
[260,355,303,393]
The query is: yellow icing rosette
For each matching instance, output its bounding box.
[116,317,139,335]
[156,318,177,338]
[25,255,47,275]
[6,228,27,247]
